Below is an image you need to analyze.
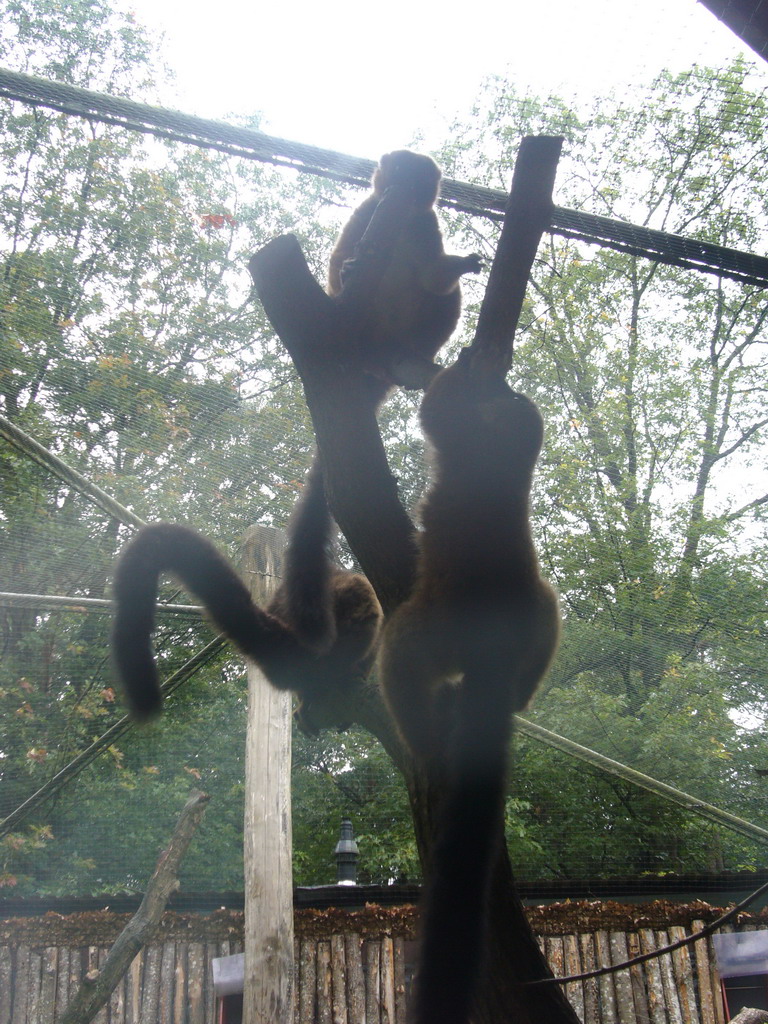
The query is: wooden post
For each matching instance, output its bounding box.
[242,524,295,1024]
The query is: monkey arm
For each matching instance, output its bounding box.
[417,252,483,295]
[403,209,482,295]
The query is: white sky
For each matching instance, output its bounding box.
[123,0,752,157]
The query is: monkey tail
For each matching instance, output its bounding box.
[280,456,338,652]
[111,523,306,720]
[412,670,513,1024]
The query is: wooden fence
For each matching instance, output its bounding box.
[0,902,760,1023]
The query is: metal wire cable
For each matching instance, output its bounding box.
[1,67,767,288]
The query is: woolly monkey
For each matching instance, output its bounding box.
[328,149,482,390]
[111,459,381,734]
[379,349,559,1024]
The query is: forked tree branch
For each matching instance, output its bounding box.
[470,135,563,375]
[248,137,564,611]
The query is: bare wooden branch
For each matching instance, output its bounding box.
[698,0,768,63]
[470,135,563,375]
[58,790,209,1024]
[730,1010,768,1024]
[248,237,417,613]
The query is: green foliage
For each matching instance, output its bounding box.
[292,728,418,886]
[0,0,342,895]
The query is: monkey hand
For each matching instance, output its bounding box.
[461,253,484,275]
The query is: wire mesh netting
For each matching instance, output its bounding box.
[2,1,768,901]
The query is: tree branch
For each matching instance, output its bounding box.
[59,790,210,1024]
[725,490,768,522]
[248,235,417,612]
[470,135,563,374]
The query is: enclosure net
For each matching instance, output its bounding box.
[2,56,768,901]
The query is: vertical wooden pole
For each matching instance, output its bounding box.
[242,525,295,1024]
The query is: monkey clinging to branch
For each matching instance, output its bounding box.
[379,348,560,1024]
[248,150,482,659]
[328,149,482,391]
[111,459,382,735]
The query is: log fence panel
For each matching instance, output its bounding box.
[626,931,651,1024]
[709,934,726,1024]
[317,940,332,1024]
[0,912,760,1022]
[640,927,668,1024]
[596,930,619,1024]
[609,930,636,1023]
[656,929,683,1024]
[346,933,366,1024]
[394,936,407,1024]
[579,933,600,1024]
[172,942,185,1024]
[299,936,317,1024]
[365,938,382,1024]
[26,947,42,1024]
[668,926,697,1024]
[381,936,396,1024]
[693,920,718,1024]
[158,942,175,1024]
[15,946,30,1024]
[563,933,584,1022]
[185,942,204,1024]
[40,947,57,1024]
[0,945,12,1024]
[331,933,348,1024]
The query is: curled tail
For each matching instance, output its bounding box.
[111,523,305,720]
[412,671,513,1024]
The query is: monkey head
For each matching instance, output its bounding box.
[372,150,442,208]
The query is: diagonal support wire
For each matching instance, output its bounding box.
[0,413,145,529]
[0,635,227,838]
[517,716,768,846]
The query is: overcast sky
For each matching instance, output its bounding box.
[123,0,754,158]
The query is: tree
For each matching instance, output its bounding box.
[292,727,418,885]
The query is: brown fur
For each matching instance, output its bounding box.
[328,150,481,389]
[378,349,559,1024]
[111,461,381,734]
[261,150,481,692]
